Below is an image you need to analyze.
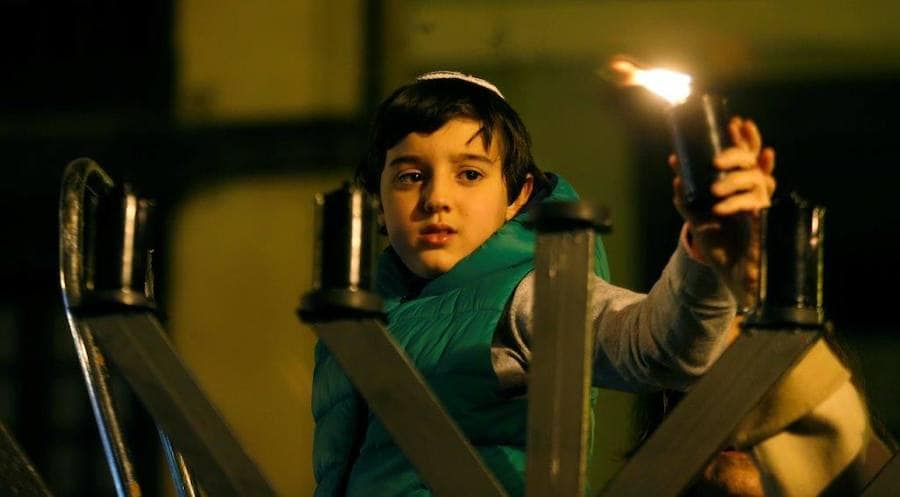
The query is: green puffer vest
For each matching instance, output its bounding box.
[312,176,610,497]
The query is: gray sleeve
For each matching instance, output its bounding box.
[503,241,736,392]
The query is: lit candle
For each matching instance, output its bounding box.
[608,57,759,313]
[608,58,727,217]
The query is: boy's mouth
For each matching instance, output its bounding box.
[419,224,457,246]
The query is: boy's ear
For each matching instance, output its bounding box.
[375,199,388,236]
[505,174,534,221]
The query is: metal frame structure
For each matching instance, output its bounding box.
[299,185,896,497]
[0,422,54,497]
[527,202,610,497]
[55,161,896,496]
[599,328,821,497]
[304,318,508,497]
[59,158,274,497]
[861,453,900,497]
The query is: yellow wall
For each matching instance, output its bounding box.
[167,174,347,496]
[176,0,362,122]
[402,0,900,82]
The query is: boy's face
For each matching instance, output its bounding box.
[379,117,532,278]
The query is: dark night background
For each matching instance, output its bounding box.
[1,2,898,496]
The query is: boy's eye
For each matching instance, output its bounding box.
[460,169,483,182]
[396,171,423,184]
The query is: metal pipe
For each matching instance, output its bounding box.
[60,158,141,497]
[159,427,200,497]
[67,317,142,497]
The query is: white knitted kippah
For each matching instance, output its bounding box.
[416,71,505,99]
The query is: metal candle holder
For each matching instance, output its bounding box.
[60,158,274,497]
[746,193,826,327]
[299,182,383,320]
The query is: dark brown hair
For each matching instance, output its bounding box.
[355,76,547,203]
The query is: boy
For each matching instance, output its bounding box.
[312,71,776,497]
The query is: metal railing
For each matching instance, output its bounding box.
[59,158,275,497]
[53,161,897,497]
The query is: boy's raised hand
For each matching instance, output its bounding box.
[669,117,777,302]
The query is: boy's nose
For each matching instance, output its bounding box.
[424,197,449,213]
[422,178,451,213]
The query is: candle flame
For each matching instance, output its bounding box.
[608,57,693,106]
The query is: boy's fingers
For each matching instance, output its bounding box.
[716,173,776,198]
[711,170,769,198]
[712,191,771,216]
[729,117,747,148]
[673,175,682,190]
[673,176,684,200]
[759,147,776,175]
[741,120,762,154]
[764,175,776,195]
[714,148,758,170]
[672,176,690,217]
[668,153,678,171]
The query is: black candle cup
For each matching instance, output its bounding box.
[312,183,380,292]
[89,185,155,308]
[746,194,826,327]
[300,182,384,320]
[668,93,729,218]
